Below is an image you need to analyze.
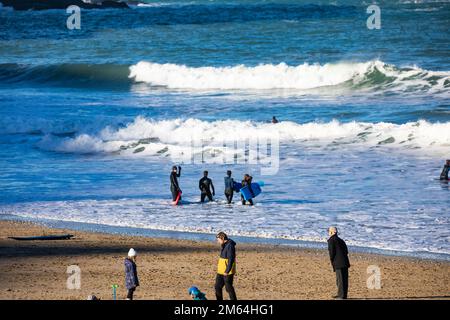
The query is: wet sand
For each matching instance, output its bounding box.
[0,220,448,300]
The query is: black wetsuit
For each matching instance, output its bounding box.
[199,177,215,202]
[241,177,254,205]
[170,168,181,201]
[440,164,450,180]
[224,176,234,204]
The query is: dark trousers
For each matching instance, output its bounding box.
[171,189,179,201]
[335,268,349,299]
[241,195,253,205]
[127,287,136,300]
[225,190,233,204]
[201,191,213,202]
[215,274,237,300]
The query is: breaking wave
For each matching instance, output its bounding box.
[2,60,449,96]
[129,60,450,95]
[30,117,450,157]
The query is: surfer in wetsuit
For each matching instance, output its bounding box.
[170,165,182,202]
[272,116,279,124]
[199,170,215,202]
[224,170,234,204]
[440,160,450,180]
[241,174,254,206]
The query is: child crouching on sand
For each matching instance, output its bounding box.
[124,248,139,300]
[188,286,207,300]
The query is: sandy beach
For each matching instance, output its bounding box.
[0,220,448,300]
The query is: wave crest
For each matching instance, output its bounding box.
[129,60,450,95]
[2,60,448,96]
[36,117,450,157]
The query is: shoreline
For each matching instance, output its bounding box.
[0,220,449,300]
[1,214,449,262]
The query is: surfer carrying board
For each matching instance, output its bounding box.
[199,170,215,203]
[170,165,182,204]
[440,159,450,180]
[241,174,254,206]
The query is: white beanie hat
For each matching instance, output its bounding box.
[128,248,137,257]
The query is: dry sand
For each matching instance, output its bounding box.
[0,220,449,300]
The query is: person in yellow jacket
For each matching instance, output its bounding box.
[215,232,237,300]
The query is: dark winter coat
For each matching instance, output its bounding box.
[124,258,139,290]
[327,234,350,271]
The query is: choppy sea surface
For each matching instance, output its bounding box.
[0,0,449,259]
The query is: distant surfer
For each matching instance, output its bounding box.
[170,165,182,203]
[224,170,234,204]
[272,116,279,124]
[439,160,450,180]
[199,170,215,203]
[241,174,254,206]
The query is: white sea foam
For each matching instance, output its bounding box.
[129,60,450,95]
[36,117,450,157]
[135,2,177,8]
[1,198,449,256]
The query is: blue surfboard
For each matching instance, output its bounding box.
[232,181,242,192]
[240,183,262,201]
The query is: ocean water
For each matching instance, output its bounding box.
[0,0,449,259]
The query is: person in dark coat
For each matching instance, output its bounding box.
[327,227,350,299]
[124,248,139,300]
[215,232,237,300]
